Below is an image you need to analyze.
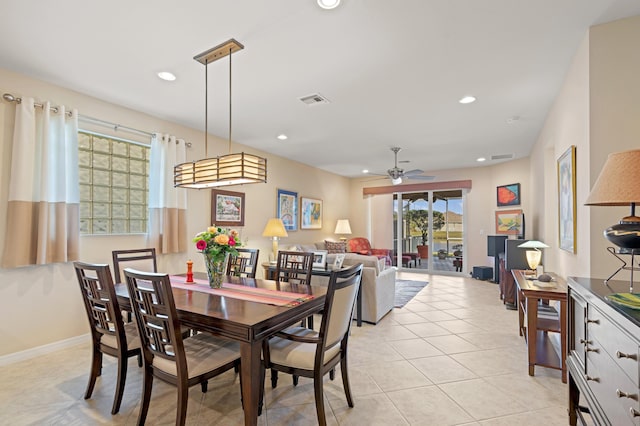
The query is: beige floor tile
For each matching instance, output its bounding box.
[424,334,482,354]
[387,338,445,359]
[434,319,486,334]
[451,348,528,376]
[386,385,474,425]
[439,378,529,420]
[364,359,433,392]
[409,355,478,384]
[403,322,452,338]
[478,404,569,426]
[330,393,408,426]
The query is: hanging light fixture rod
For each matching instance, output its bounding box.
[193,39,244,65]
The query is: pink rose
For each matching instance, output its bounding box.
[229,237,236,246]
[196,240,207,251]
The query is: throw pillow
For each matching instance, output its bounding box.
[324,240,346,254]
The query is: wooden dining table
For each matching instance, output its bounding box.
[114,273,327,426]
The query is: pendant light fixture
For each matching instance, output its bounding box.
[174,39,267,188]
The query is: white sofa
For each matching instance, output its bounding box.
[286,243,396,324]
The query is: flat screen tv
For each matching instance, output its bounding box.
[504,239,535,271]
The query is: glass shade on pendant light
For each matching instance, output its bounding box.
[174,39,267,189]
[517,240,549,271]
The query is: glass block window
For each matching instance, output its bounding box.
[78,131,149,234]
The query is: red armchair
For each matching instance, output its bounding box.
[347,237,392,266]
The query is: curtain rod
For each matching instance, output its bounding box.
[2,92,191,146]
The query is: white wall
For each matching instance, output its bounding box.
[0,68,351,356]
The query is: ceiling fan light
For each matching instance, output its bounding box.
[391,177,402,185]
[317,0,340,9]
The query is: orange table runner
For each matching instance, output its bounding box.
[169,275,313,307]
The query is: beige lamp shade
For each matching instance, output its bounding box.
[262,218,288,263]
[585,149,640,208]
[517,240,549,249]
[334,219,352,235]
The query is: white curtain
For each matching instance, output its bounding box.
[2,97,79,268]
[147,133,188,254]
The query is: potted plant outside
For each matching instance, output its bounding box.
[407,210,446,259]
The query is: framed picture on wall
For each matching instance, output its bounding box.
[558,145,577,253]
[300,197,323,230]
[211,189,244,227]
[277,189,298,231]
[495,209,524,235]
[497,183,521,207]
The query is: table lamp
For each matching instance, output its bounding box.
[334,219,352,241]
[584,149,640,291]
[517,240,549,275]
[262,218,288,264]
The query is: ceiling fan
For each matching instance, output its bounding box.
[368,147,435,185]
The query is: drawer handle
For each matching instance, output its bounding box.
[631,408,640,418]
[616,389,638,400]
[586,319,600,324]
[585,347,599,353]
[615,351,638,360]
[579,339,592,345]
[585,375,599,382]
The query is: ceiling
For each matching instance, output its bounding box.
[2,1,639,181]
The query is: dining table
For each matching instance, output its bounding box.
[115,273,327,426]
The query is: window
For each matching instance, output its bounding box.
[78,131,149,234]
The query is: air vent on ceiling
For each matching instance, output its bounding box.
[491,153,514,160]
[299,93,330,105]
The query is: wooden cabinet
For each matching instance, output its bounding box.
[567,277,640,425]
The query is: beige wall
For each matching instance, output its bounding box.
[0,68,350,356]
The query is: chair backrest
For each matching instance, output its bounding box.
[226,248,260,278]
[74,261,127,349]
[275,251,314,286]
[124,268,188,378]
[347,237,372,255]
[318,263,363,357]
[112,248,157,284]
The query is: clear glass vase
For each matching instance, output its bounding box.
[204,255,225,288]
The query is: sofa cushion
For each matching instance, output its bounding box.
[324,240,346,254]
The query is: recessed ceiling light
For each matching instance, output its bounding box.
[362,169,369,174]
[459,96,476,104]
[277,134,288,140]
[476,157,486,162]
[317,0,340,9]
[157,71,176,81]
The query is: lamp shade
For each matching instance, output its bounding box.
[262,218,288,238]
[584,150,640,207]
[517,240,549,249]
[334,219,352,235]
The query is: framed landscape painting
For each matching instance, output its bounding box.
[211,189,244,227]
[558,145,577,253]
[300,197,323,229]
[495,209,523,235]
[277,189,298,231]
[497,183,521,207]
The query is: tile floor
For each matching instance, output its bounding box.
[0,273,570,425]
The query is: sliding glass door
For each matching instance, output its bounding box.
[393,189,465,274]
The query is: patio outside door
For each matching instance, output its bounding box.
[393,189,465,274]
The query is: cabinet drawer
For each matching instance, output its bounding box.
[587,349,640,425]
[588,304,640,386]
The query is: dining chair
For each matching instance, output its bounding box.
[226,248,260,278]
[123,268,241,426]
[111,248,157,284]
[275,250,315,327]
[73,261,142,415]
[261,263,364,426]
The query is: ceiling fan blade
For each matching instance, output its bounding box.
[403,169,424,176]
[406,175,436,181]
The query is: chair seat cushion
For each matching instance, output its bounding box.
[101,321,141,350]
[153,333,240,379]
[268,327,340,370]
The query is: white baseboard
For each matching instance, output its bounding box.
[0,334,89,367]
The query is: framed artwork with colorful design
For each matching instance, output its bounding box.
[497,183,521,207]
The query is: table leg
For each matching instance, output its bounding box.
[560,299,567,383]
[240,341,262,426]
[526,296,538,376]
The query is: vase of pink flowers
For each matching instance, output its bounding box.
[193,226,241,288]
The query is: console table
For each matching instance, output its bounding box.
[512,270,567,382]
[567,277,640,426]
